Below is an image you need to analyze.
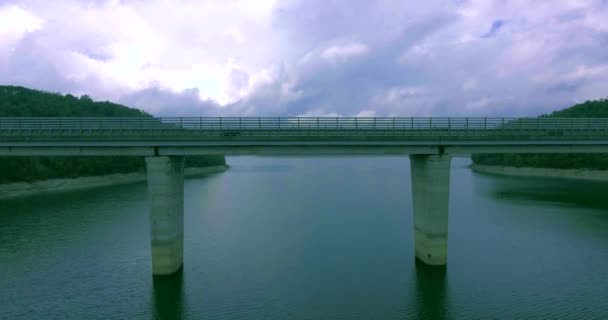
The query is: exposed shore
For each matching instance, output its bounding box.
[0,165,229,200]
[471,164,608,181]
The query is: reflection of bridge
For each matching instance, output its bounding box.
[3,117,608,275]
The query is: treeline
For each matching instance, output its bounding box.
[544,99,608,118]
[472,98,608,169]
[0,86,225,183]
[0,156,226,184]
[471,153,608,170]
[0,86,150,117]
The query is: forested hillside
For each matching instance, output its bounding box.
[0,86,150,117]
[472,99,608,169]
[0,86,224,183]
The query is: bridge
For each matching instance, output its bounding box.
[2,117,608,275]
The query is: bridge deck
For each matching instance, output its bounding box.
[1,117,608,141]
[2,117,608,155]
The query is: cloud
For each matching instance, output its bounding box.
[119,86,222,117]
[466,97,492,110]
[481,20,504,38]
[320,43,369,61]
[355,109,376,117]
[0,0,280,103]
[1,0,607,118]
[0,5,43,44]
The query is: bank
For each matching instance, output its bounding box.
[0,165,229,200]
[470,163,608,181]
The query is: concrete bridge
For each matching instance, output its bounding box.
[2,116,608,275]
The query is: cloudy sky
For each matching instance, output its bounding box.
[1,0,607,117]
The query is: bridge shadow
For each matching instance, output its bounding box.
[151,268,185,320]
[413,259,448,320]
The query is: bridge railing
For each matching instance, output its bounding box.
[2,117,608,140]
[1,117,608,131]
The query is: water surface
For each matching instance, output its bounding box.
[1,157,608,319]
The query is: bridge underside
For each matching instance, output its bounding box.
[2,141,608,156]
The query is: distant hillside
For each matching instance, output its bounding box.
[472,98,608,170]
[545,99,608,118]
[0,86,150,117]
[0,86,224,183]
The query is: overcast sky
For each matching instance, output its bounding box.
[1,0,607,116]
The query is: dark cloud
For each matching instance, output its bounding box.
[251,0,460,116]
[481,20,504,38]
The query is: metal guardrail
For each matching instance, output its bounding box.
[1,117,608,140]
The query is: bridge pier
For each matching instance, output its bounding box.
[145,156,185,276]
[410,154,451,266]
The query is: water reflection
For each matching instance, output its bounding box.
[152,269,184,320]
[4,157,608,319]
[474,173,608,211]
[414,260,447,320]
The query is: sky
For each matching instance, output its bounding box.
[0,0,607,117]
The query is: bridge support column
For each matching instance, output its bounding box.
[145,156,185,276]
[410,154,451,266]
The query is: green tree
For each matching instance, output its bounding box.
[0,86,225,183]
[472,98,608,169]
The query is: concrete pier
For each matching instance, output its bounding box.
[410,154,452,266]
[145,156,185,276]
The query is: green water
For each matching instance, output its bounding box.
[1,157,608,319]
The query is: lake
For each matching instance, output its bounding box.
[1,156,608,319]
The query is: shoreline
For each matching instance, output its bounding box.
[470,164,608,181]
[0,165,229,200]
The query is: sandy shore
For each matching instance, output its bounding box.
[471,164,608,181]
[0,165,229,200]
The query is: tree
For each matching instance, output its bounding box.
[472,98,608,169]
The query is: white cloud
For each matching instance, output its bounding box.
[0,5,43,50]
[562,65,608,81]
[0,0,280,103]
[466,97,491,110]
[320,43,369,61]
[380,86,425,104]
[1,0,607,117]
[0,5,42,34]
[297,109,341,117]
[355,109,376,117]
